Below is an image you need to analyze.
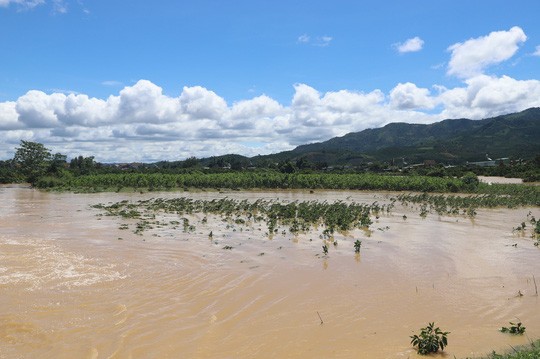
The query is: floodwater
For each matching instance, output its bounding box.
[1,186,539,359]
[478,176,524,184]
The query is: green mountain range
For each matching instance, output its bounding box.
[251,107,540,166]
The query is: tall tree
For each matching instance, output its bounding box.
[0,159,18,183]
[183,156,199,169]
[69,155,96,175]
[13,140,52,184]
[48,153,68,174]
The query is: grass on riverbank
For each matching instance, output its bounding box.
[469,340,540,358]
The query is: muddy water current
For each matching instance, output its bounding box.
[1,186,539,358]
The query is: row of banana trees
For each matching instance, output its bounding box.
[37,171,480,193]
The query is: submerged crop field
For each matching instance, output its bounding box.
[2,183,540,358]
[87,188,540,358]
[92,187,540,248]
[93,197,386,238]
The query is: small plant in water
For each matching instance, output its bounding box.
[500,321,526,335]
[513,221,527,232]
[354,240,362,253]
[410,322,449,355]
[322,244,328,255]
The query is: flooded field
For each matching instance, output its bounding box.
[478,176,524,184]
[1,186,539,358]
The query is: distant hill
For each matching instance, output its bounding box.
[257,107,540,166]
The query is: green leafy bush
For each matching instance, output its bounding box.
[461,172,480,190]
[410,322,449,355]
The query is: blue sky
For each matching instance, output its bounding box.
[1,0,539,162]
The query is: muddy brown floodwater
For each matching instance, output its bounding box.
[1,186,539,359]
[478,176,524,184]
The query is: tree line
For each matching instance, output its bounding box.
[0,140,100,184]
[1,140,539,188]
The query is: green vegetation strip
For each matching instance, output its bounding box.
[467,340,540,359]
[93,198,389,236]
[39,172,476,192]
[397,188,540,217]
[94,189,539,239]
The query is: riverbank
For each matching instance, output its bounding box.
[470,340,540,358]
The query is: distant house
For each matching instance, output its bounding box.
[401,160,436,170]
[466,160,496,167]
[113,162,143,170]
[466,157,510,167]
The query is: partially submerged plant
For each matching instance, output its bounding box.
[322,244,329,255]
[354,239,362,253]
[514,212,540,244]
[500,321,526,335]
[410,322,449,355]
[531,213,540,245]
[513,221,527,232]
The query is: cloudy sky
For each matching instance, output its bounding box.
[1,0,539,162]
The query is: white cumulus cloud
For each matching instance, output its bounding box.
[0,102,21,130]
[3,19,540,166]
[395,37,424,53]
[16,91,64,128]
[447,26,527,79]
[437,74,540,119]
[117,80,180,124]
[389,83,435,110]
[1,75,539,162]
[179,85,227,120]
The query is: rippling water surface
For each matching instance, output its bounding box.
[1,186,539,358]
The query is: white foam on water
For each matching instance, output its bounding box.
[0,238,25,246]
[0,240,127,291]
